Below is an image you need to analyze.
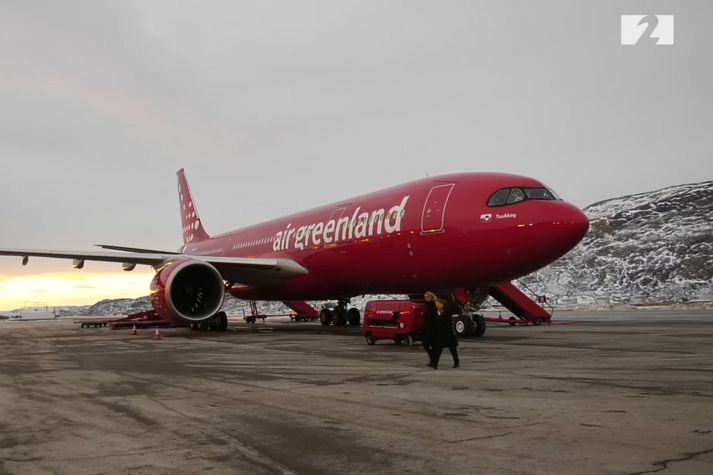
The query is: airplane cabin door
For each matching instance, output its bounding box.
[420,184,455,234]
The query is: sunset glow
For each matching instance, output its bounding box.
[0,271,155,311]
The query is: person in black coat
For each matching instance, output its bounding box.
[422,292,438,367]
[431,298,460,369]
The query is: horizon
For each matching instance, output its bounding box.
[0,271,153,313]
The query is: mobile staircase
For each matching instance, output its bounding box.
[487,280,553,325]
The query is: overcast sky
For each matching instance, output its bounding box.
[1,0,712,285]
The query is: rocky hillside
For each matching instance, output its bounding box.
[521,181,713,304]
[85,297,152,316]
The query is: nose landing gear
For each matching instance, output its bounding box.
[452,313,486,338]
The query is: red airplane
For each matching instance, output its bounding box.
[0,170,588,332]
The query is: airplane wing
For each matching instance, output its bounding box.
[94,244,181,254]
[0,248,308,287]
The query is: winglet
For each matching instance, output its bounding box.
[177,169,210,245]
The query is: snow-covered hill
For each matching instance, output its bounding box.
[521,181,713,304]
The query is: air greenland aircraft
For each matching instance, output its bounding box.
[0,169,589,332]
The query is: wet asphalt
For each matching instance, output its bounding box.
[1,310,712,474]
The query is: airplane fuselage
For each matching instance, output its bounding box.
[182,173,589,301]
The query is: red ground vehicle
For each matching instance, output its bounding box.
[363,300,424,346]
[107,309,186,330]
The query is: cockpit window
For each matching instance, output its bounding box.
[524,188,555,200]
[487,187,561,207]
[507,188,526,204]
[487,189,510,206]
[545,186,562,200]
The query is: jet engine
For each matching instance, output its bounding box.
[150,260,225,322]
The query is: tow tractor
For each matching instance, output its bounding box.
[363,300,423,346]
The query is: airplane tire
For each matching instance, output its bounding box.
[453,315,474,338]
[320,308,333,326]
[334,307,347,326]
[401,334,413,347]
[217,312,228,331]
[365,333,376,345]
[472,314,486,338]
[347,307,361,326]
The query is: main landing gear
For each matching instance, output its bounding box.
[320,299,361,327]
[191,311,228,332]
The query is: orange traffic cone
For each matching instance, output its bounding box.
[153,326,162,340]
[131,324,138,335]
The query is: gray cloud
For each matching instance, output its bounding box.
[0,0,711,273]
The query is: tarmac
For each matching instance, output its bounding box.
[1,310,712,475]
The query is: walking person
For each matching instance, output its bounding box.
[422,292,438,367]
[432,298,460,369]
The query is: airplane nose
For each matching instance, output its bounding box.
[501,201,589,278]
[556,203,590,249]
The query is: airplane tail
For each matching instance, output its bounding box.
[177,169,210,245]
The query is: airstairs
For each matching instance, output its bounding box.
[488,281,553,324]
[282,301,320,321]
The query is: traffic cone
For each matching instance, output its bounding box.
[153,326,162,340]
[131,324,138,335]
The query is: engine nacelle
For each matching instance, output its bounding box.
[150,260,225,322]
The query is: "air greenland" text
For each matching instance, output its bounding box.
[273,196,410,251]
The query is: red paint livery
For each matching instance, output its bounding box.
[182,172,588,301]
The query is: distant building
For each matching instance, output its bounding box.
[15,306,59,320]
